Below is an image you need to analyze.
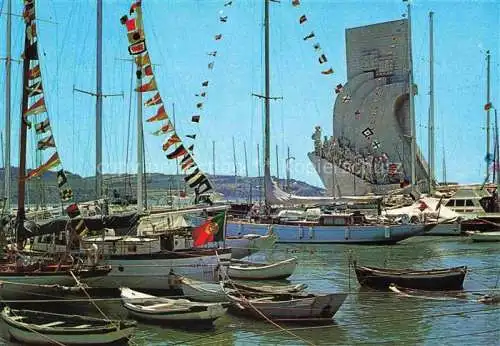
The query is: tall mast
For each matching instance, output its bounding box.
[428,11,435,193]
[263,0,271,207]
[136,57,144,212]
[244,141,249,177]
[495,109,499,187]
[17,13,32,224]
[4,0,12,211]
[95,0,103,199]
[407,2,417,190]
[212,140,216,176]
[486,50,491,180]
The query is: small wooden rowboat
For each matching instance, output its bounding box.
[227,257,297,280]
[177,275,307,302]
[225,291,347,323]
[120,287,226,325]
[1,306,136,345]
[354,263,467,291]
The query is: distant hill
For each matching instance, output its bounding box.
[0,167,326,205]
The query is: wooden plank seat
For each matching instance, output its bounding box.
[38,321,66,328]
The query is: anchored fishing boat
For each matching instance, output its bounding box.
[1,307,137,345]
[227,257,297,280]
[225,291,348,323]
[175,274,307,302]
[120,287,226,326]
[0,258,111,300]
[354,263,467,291]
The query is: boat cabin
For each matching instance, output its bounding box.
[319,211,367,226]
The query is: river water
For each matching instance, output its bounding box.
[1,236,498,345]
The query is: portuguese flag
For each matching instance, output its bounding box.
[192,212,225,247]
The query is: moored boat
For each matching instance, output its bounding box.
[469,231,500,242]
[226,212,429,244]
[120,287,226,325]
[354,263,467,291]
[83,246,232,290]
[225,291,347,323]
[1,306,136,345]
[176,274,307,302]
[0,257,112,300]
[227,257,297,280]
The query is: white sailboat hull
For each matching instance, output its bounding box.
[84,252,231,290]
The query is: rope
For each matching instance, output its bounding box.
[68,271,139,346]
[216,252,317,346]
[9,309,67,346]
[198,307,500,345]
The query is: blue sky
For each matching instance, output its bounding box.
[0,0,499,190]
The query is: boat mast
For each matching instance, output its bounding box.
[428,11,435,193]
[17,12,32,228]
[4,0,12,212]
[407,2,417,191]
[212,140,216,176]
[95,0,103,199]
[486,50,491,181]
[263,0,271,208]
[136,53,144,212]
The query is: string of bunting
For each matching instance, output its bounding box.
[292,1,376,149]
[22,0,89,237]
[183,0,234,151]
[121,0,214,195]
[291,0,334,76]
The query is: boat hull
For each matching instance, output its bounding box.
[2,308,136,345]
[224,234,277,259]
[470,231,500,242]
[179,279,228,303]
[123,303,226,323]
[424,222,462,236]
[226,222,425,244]
[227,258,297,280]
[84,250,231,290]
[228,293,347,322]
[355,265,467,291]
[7,326,135,345]
[0,274,77,301]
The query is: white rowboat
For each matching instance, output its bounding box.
[1,306,136,345]
[120,287,226,324]
[227,257,297,280]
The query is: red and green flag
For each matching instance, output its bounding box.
[192,212,225,247]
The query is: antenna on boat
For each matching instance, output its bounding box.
[428,11,435,194]
[73,0,123,201]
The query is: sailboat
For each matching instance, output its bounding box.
[70,0,233,290]
[223,0,430,244]
[0,0,115,300]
